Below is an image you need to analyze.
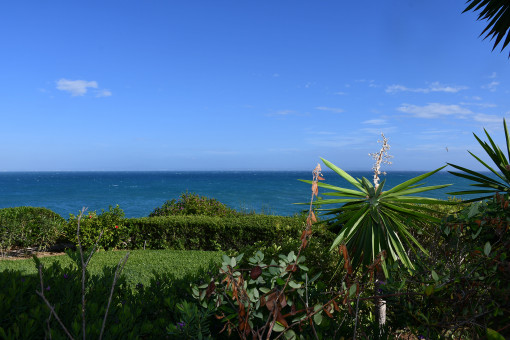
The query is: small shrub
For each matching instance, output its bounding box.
[149,192,239,217]
[64,205,127,250]
[0,207,66,251]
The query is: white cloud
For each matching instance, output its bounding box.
[459,101,497,108]
[386,82,468,94]
[482,81,499,92]
[362,119,387,125]
[398,103,472,118]
[473,113,503,123]
[274,109,295,115]
[96,89,112,97]
[489,72,497,79]
[56,79,98,96]
[335,91,347,95]
[315,106,344,113]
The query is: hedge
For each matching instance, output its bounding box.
[124,215,322,251]
[0,207,66,251]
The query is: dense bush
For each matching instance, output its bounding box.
[149,192,239,218]
[0,207,66,252]
[64,205,127,250]
[126,215,308,251]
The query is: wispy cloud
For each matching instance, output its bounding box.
[315,106,344,113]
[307,135,367,148]
[386,82,468,94]
[482,81,499,92]
[96,89,112,97]
[56,79,111,97]
[273,109,296,115]
[459,101,496,108]
[473,113,504,123]
[362,119,387,125]
[398,103,472,118]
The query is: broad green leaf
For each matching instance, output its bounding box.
[487,328,506,340]
[431,270,439,282]
[484,241,492,256]
[349,284,357,297]
[272,322,285,332]
[313,313,323,325]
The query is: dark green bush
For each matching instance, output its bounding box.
[0,207,66,251]
[64,205,128,250]
[149,192,239,218]
[126,214,307,251]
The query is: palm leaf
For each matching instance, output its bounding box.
[464,0,510,57]
[321,158,365,191]
[383,166,447,195]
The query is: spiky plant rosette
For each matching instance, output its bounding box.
[448,119,510,201]
[301,158,452,275]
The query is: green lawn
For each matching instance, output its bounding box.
[0,249,224,288]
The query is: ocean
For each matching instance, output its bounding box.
[0,171,485,218]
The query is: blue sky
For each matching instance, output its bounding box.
[1,1,509,171]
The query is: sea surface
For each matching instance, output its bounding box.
[0,171,488,218]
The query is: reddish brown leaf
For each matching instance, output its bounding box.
[332,299,341,312]
[318,176,325,181]
[324,304,333,318]
[286,264,297,272]
[312,182,318,196]
[250,266,262,280]
[206,281,216,298]
[276,310,289,328]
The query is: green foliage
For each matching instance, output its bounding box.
[0,252,220,339]
[383,193,510,338]
[303,158,452,273]
[167,300,214,339]
[0,207,66,251]
[449,119,510,201]
[192,250,347,339]
[238,226,339,282]
[464,0,510,57]
[126,214,306,251]
[65,205,127,250]
[149,192,239,218]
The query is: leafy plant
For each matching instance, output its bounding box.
[167,300,214,339]
[149,192,239,218]
[303,135,452,274]
[0,207,66,254]
[448,119,510,201]
[463,0,510,57]
[65,205,127,250]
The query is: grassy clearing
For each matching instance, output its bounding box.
[0,249,224,288]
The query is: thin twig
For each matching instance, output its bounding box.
[36,264,75,340]
[99,252,130,340]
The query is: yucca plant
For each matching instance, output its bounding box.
[302,135,452,274]
[448,119,510,201]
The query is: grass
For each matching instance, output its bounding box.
[0,249,224,289]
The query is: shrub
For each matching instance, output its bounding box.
[64,205,127,250]
[0,207,66,252]
[149,192,239,217]
[125,214,307,251]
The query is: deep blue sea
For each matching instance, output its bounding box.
[0,171,485,218]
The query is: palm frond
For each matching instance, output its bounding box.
[464,0,510,57]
